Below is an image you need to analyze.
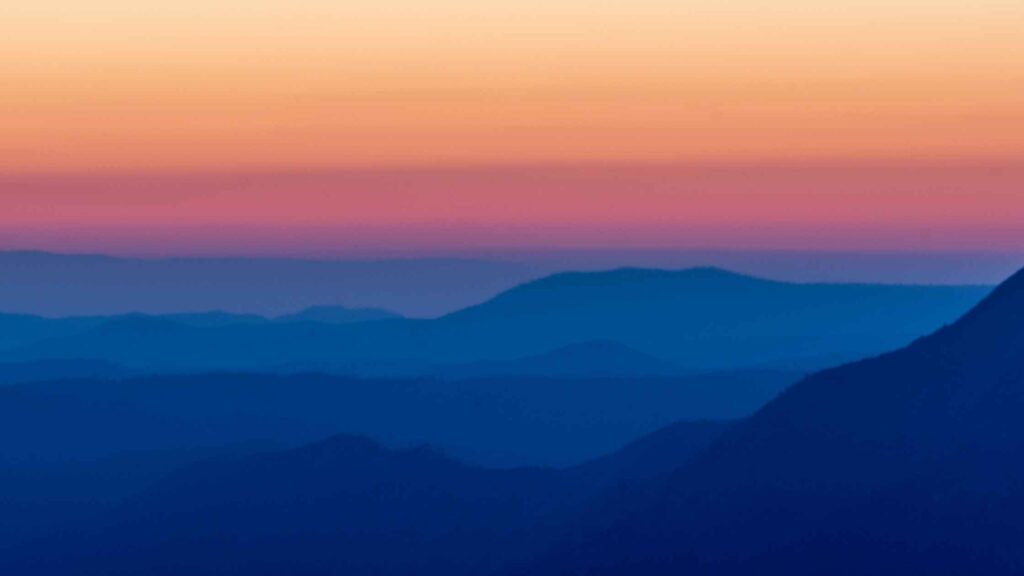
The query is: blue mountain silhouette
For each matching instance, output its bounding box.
[529,266,1024,574]
[273,305,401,324]
[0,421,730,575]
[437,340,684,378]
[1,267,1022,574]
[0,267,990,373]
[0,370,792,467]
[0,251,542,317]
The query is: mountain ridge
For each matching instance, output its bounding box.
[528,265,1024,574]
[0,420,733,575]
[0,267,992,373]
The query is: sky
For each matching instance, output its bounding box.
[2,1,1023,256]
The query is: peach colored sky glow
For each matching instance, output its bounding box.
[2,1,1023,253]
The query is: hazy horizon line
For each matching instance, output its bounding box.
[4,246,1024,262]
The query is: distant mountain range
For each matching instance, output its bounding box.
[1,266,1023,574]
[0,267,991,373]
[0,305,402,354]
[274,305,400,324]
[0,250,1017,319]
[0,251,544,318]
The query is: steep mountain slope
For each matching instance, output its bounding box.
[532,266,1024,575]
[0,268,990,372]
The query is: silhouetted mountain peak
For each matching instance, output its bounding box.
[442,266,779,324]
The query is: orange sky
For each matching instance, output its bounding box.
[1,2,1023,254]
[3,0,1024,171]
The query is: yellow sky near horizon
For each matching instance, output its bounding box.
[2,0,1024,171]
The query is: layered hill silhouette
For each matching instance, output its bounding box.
[0,268,990,373]
[528,266,1024,574]
[434,340,684,379]
[0,440,281,548]
[270,340,684,379]
[1,250,1015,319]
[0,305,401,353]
[273,305,400,324]
[0,421,731,575]
[0,370,790,467]
[0,313,107,351]
[0,359,126,386]
[1,267,1021,574]
[0,251,542,317]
